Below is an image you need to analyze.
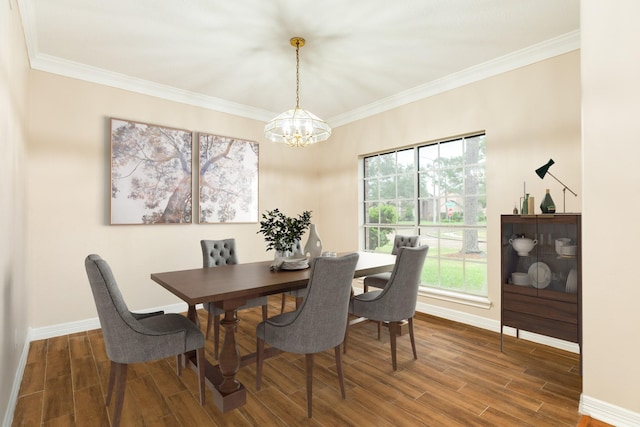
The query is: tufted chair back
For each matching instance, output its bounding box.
[352,245,429,322]
[363,234,420,293]
[391,235,420,255]
[201,238,238,267]
[199,238,268,359]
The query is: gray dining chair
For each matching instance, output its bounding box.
[201,239,268,359]
[256,253,359,418]
[363,234,420,293]
[84,254,205,427]
[346,245,429,371]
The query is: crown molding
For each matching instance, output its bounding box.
[16,0,38,64]
[328,30,581,127]
[29,54,276,122]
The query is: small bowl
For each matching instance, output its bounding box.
[511,272,530,286]
[561,245,577,256]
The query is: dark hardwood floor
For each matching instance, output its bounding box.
[13,295,603,426]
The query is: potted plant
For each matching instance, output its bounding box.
[257,209,311,256]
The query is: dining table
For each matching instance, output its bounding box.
[150,251,395,412]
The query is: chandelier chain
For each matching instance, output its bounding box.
[295,39,300,109]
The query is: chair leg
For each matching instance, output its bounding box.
[106,361,116,406]
[205,310,213,339]
[343,319,349,354]
[409,317,417,360]
[334,346,346,399]
[363,284,369,293]
[262,304,268,321]
[112,362,128,427]
[196,347,206,405]
[389,321,398,371]
[214,314,220,360]
[280,294,287,314]
[377,321,382,340]
[305,353,314,418]
[256,337,264,390]
[175,354,181,376]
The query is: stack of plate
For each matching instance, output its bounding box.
[511,272,530,286]
[281,256,309,270]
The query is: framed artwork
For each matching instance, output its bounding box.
[198,133,259,223]
[110,118,193,224]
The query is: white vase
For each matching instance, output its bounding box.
[304,224,323,259]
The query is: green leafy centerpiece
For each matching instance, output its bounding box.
[258,209,311,259]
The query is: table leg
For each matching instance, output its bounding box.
[218,310,241,393]
[211,309,246,411]
[183,305,246,412]
[186,304,201,329]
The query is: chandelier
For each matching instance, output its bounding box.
[264,37,331,147]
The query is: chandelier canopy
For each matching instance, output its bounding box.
[264,37,331,147]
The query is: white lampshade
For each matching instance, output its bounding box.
[264,107,331,147]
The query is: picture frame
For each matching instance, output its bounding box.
[198,133,259,223]
[110,118,193,224]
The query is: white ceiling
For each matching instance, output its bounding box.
[19,0,580,127]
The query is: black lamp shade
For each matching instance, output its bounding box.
[536,158,555,179]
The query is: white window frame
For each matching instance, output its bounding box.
[360,134,488,305]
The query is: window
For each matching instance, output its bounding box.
[362,134,487,297]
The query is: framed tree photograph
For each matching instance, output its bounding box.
[110,118,193,224]
[198,133,259,223]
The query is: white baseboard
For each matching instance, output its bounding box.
[415,301,581,353]
[580,394,640,427]
[7,300,639,427]
[27,302,188,341]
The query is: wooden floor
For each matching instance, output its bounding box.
[13,296,602,426]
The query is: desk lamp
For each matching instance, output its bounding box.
[535,159,577,213]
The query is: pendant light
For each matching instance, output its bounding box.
[264,37,331,147]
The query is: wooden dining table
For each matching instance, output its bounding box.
[150,251,395,412]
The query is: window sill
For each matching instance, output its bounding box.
[353,279,492,310]
[418,286,492,310]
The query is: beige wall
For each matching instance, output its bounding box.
[581,0,640,415]
[320,51,582,320]
[0,1,29,421]
[26,71,325,328]
[26,51,582,329]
